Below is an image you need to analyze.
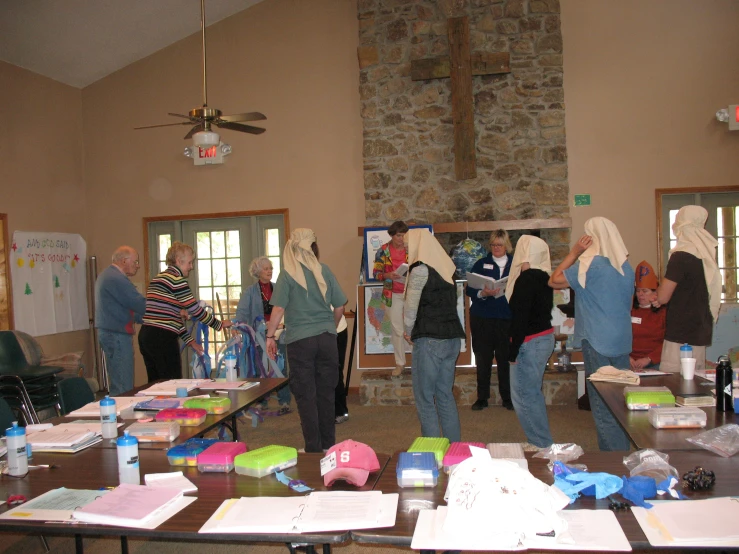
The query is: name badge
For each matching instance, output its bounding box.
[631,317,642,324]
[320,451,337,476]
[483,264,496,270]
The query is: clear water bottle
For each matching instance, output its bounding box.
[680,343,693,358]
[224,352,237,382]
[6,421,28,477]
[99,395,117,439]
[116,430,140,485]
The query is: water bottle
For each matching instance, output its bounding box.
[224,352,237,382]
[116,430,140,485]
[680,343,693,359]
[99,395,117,439]
[716,355,734,412]
[6,421,28,477]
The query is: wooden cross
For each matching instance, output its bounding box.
[411,16,510,181]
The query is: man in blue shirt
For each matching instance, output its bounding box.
[95,246,146,395]
[550,218,634,451]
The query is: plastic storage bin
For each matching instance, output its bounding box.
[234,445,298,477]
[486,443,528,470]
[407,437,450,468]
[396,451,438,487]
[155,408,207,426]
[648,407,707,429]
[183,397,231,415]
[197,442,247,472]
[126,422,180,442]
[442,442,486,473]
[623,386,675,410]
[167,438,219,466]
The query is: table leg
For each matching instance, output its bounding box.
[75,534,83,554]
[121,535,129,554]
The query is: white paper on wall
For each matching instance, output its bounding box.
[10,232,89,336]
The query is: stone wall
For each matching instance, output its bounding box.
[358,0,570,247]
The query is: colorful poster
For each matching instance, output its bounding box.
[10,232,89,336]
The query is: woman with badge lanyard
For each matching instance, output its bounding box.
[630,260,666,371]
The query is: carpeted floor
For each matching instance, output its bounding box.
[3,393,600,554]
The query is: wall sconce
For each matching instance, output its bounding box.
[715,106,739,130]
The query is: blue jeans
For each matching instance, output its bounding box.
[510,334,554,448]
[582,340,632,451]
[98,330,135,396]
[412,337,461,443]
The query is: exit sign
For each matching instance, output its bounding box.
[574,194,591,207]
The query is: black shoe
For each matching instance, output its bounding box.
[502,400,514,411]
[471,399,488,411]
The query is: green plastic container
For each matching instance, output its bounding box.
[407,437,450,468]
[623,386,675,410]
[183,397,231,414]
[234,445,298,478]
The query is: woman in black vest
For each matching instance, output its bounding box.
[402,229,466,442]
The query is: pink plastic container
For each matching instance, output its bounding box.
[442,441,486,473]
[197,441,247,472]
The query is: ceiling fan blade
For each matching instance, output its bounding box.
[216,121,266,135]
[168,113,194,120]
[184,124,204,139]
[134,121,195,130]
[218,112,267,123]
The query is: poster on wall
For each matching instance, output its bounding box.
[10,232,89,336]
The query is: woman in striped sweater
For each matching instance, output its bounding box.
[138,241,231,382]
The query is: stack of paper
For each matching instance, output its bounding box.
[69,396,154,417]
[197,380,258,391]
[138,380,211,396]
[26,424,104,453]
[200,491,398,534]
[73,483,195,529]
[633,498,739,547]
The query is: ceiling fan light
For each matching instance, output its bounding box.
[192,130,220,148]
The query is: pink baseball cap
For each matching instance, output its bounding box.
[323,439,381,487]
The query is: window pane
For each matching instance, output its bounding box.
[270,256,281,281]
[198,260,212,286]
[159,261,168,272]
[227,259,241,286]
[212,231,226,258]
[212,259,227,286]
[266,229,280,257]
[158,235,171,261]
[200,287,213,303]
[668,210,679,240]
[226,230,240,257]
[213,287,228,313]
[197,232,211,258]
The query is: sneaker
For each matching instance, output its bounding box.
[471,399,488,411]
[521,442,540,453]
[278,404,291,415]
[335,414,349,424]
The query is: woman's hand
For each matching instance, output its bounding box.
[266,337,277,360]
[191,342,204,356]
[403,332,413,345]
[630,356,651,370]
[571,235,593,257]
[385,271,400,281]
[221,319,232,329]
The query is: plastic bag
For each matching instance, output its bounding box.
[686,424,739,457]
[622,449,678,482]
[533,443,584,471]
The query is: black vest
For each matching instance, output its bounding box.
[410,262,466,341]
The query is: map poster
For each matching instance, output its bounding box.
[358,282,470,370]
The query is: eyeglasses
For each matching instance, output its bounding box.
[490,243,505,248]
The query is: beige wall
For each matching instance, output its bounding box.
[4,0,739,386]
[561,0,739,268]
[0,61,91,368]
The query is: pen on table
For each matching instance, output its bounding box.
[28,464,59,470]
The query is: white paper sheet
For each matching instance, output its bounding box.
[69,397,154,417]
[145,471,197,494]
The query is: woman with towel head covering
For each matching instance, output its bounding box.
[505,235,555,448]
[630,260,666,371]
[402,229,466,443]
[549,217,634,451]
[265,228,347,453]
[650,205,720,373]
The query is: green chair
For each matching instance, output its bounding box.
[58,377,95,415]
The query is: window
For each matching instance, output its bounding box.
[657,187,739,304]
[158,234,171,272]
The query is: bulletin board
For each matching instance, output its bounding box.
[357,281,472,369]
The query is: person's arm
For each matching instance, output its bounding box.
[651,278,677,308]
[265,306,285,360]
[403,265,428,341]
[549,235,592,290]
[117,276,146,321]
[333,304,345,328]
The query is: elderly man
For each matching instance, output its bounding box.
[95,245,146,395]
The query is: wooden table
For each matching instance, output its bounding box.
[0,448,390,554]
[352,450,739,550]
[591,374,737,450]
[54,378,287,450]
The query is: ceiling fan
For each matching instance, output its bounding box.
[134,0,266,147]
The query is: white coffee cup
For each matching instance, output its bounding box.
[680,357,696,380]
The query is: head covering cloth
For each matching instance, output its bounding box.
[669,205,721,320]
[505,235,551,301]
[282,228,328,301]
[577,217,629,288]
[404,228,457,291]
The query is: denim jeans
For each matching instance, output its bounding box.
[412,337,461,443]
[510,333,554,448]
[99,330,135,395]
[582,339,632,451]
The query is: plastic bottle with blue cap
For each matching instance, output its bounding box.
[99,395,117,439]
[6,421,28,476]
[116,430,140,484]
[224,352,238,382]
[680,343,693,358]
